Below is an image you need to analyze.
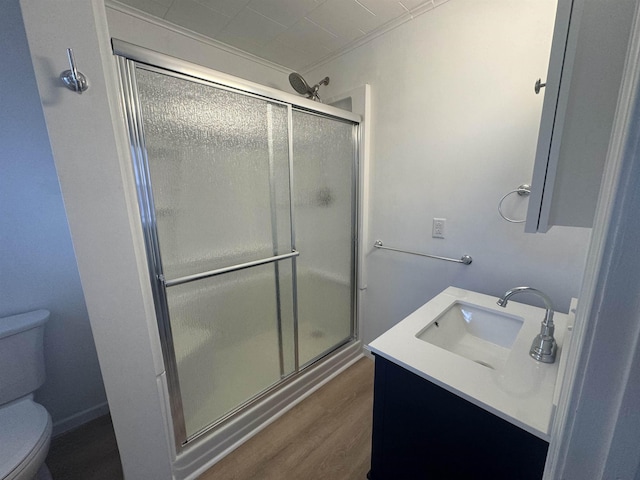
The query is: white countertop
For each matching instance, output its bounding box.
[367,287,576,441]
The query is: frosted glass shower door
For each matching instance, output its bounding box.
[133,66,296,438]
[292,110,356,366]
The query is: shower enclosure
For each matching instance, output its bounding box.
[114,41,360,450]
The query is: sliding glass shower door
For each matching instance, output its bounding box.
[134,67,297,438]
[292,111,356,366]
[118,52,358,446]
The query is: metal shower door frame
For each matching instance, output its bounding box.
[113,40,361,451]
[289,106,361,370]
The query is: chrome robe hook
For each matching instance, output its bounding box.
[60,48,88,93]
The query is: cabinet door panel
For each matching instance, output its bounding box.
[369,356,548,480]
[526,0,574,233]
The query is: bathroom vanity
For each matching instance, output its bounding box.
[366,287,575,480]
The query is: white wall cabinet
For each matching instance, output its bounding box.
[526,0,637,233]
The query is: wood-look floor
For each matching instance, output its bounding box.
[200,357,374,480]
[46,413,124,480]
[45,357,374,480]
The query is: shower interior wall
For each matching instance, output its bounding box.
[304,0,592,346]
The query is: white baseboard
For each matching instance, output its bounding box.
[52,401,110,437]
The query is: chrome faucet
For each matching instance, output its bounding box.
[497,287,557,364]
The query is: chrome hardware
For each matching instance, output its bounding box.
[162,250,300,288]
[374,240,472,265]
[60,48,88,93]
[497,286,557,364]
[498,184,531,223]
[534,78,546,94]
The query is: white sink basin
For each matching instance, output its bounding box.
[416,302,524,370]
[367,287,575,440]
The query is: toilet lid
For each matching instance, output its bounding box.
[0,398,51,479]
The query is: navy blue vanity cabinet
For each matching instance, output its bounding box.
[368,355,549,480]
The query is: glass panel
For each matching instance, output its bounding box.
[292,111,356,366]
[135,67,291,280]
[167,261,295,438]
[132,66,298,437]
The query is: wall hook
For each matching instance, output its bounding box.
[534,78,546,94]
[60,48,88,94]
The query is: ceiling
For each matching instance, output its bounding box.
[110,0,439,71]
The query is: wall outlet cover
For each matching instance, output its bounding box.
[433,218,446,238]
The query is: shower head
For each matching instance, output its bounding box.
[289,72,311,95]
[288,73,330,102]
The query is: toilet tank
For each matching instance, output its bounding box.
[0,310,49,406]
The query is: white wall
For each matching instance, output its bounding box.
[0,0,108,434]
[306,0,592,346]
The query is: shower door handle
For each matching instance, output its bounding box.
[162,250,300,288]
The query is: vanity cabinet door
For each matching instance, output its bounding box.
[368,356,548,480]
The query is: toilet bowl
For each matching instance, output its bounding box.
[0,310,53,480]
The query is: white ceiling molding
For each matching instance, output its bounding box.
[106,0,451,74]
[300,0,452,74]
[106,1,292,73]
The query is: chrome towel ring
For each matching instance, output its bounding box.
[498,184,531,223]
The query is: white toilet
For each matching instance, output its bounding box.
[0,310,53,480]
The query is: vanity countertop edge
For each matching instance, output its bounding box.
[367,286,577,441]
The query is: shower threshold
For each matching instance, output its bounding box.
[172,340,363,479]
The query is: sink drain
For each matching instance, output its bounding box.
[474,360,495,370]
